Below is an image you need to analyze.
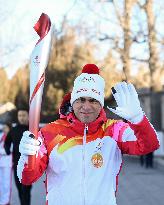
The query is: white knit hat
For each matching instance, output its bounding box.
[70,64,105,107]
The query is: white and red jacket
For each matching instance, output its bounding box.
[20,110,159,205]
[0,133,12,205]
[0,133,12,167]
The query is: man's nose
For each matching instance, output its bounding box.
[82,101,92,109]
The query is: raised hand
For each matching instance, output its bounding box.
[108,82,144,123]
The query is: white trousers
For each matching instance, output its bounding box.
[0,167,12,205]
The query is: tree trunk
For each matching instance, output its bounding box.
[122,0,133,81]
[145,0,160,91]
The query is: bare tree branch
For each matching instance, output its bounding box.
[81,0,118,25]
[99,34,115,41]
[64,0,79,16]
[131,57,148,63]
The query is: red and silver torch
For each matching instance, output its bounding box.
[28,13,52,169]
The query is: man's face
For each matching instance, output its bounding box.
[72,97,102,124]
[17,110,29,125]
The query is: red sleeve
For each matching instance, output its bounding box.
[21,132,48,185]
[117,115,160,155]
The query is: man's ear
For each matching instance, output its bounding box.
[60,102,72,116]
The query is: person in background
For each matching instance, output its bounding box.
[4,109,32,205]
[0,122,12,205]
[145,152,154,168]
[140,152,154,168]
[140,155,145,167]
[17,64,159,205]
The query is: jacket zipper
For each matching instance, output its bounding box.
[82,124,88,205]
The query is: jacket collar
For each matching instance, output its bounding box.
[66,109,107,135]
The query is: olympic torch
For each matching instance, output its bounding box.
[28,13,52,169]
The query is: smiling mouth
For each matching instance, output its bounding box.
[81,113,92,115]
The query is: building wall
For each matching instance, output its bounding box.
[140,95,151,120]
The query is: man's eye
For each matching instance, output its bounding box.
[89,99,98,103]
[80,98,86,102]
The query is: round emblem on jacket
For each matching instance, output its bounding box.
[91,153,103,168]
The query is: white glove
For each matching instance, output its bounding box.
[19,131,41,156]
[107,82,144,124]
[17,131,42,182]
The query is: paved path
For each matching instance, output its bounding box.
[117,156,164,205]
[11,156,164,205]
[11,174,46,205]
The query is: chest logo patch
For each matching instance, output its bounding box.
[91,153,103,168]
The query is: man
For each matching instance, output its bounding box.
[17,64,159,205]
[4,109,32,205]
